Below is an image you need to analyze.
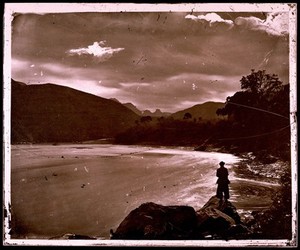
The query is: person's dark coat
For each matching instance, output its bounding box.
[216,162,230,200]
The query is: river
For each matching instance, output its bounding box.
[9,144,276,239]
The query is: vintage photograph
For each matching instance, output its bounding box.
[3,3,297,247]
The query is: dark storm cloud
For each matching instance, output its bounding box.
[11,8,290,112]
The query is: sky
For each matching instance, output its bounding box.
[9,3,291,113]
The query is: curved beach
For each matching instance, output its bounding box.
[10,144,279,239]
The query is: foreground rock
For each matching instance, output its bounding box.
[196,196,249,239]
[111,196,251,240]
[110,202,197,240]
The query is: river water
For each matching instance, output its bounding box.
[9,144,274,239]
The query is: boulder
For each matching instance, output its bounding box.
[196,207,235,236]
[110,202,198,240]
[195,196,250,239]
[110,196,252,240]
[197,196,241,224]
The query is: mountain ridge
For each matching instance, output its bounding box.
[11,79,226,143]
[111,98,223,118]
[170,101,226,120]
[11,79,140,143]
[111,99,171,117]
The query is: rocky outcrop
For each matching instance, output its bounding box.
[110,202,197,240]
[111,196,252,240]
[195,196,249,239]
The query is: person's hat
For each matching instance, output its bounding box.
[219,161,225,166]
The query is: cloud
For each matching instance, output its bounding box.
[185,14,198,21]
[234,12,289,36]
[186,12,289,37]
[114,73,242,112]
[66,41,124,62]
[10,12,290,113]
[185,13,234,28]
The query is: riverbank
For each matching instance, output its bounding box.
[8,143,290,240]
[228,152,290,226]
[10,144,241,239]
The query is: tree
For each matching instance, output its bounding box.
[183,112,192,120]
[217,70,289,123]
[216,69,290,154]
[140,116,152,123]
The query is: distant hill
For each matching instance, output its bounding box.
[170,102,226,121]
[111,99,222,119]
[142,109,171,117]
[11,79,140,143]
[123,103,143,116]
[110,98,121,103]
[111,100,171,117]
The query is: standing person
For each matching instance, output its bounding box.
[216,161,230,201]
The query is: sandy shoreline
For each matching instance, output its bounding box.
[9,144,280,239]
